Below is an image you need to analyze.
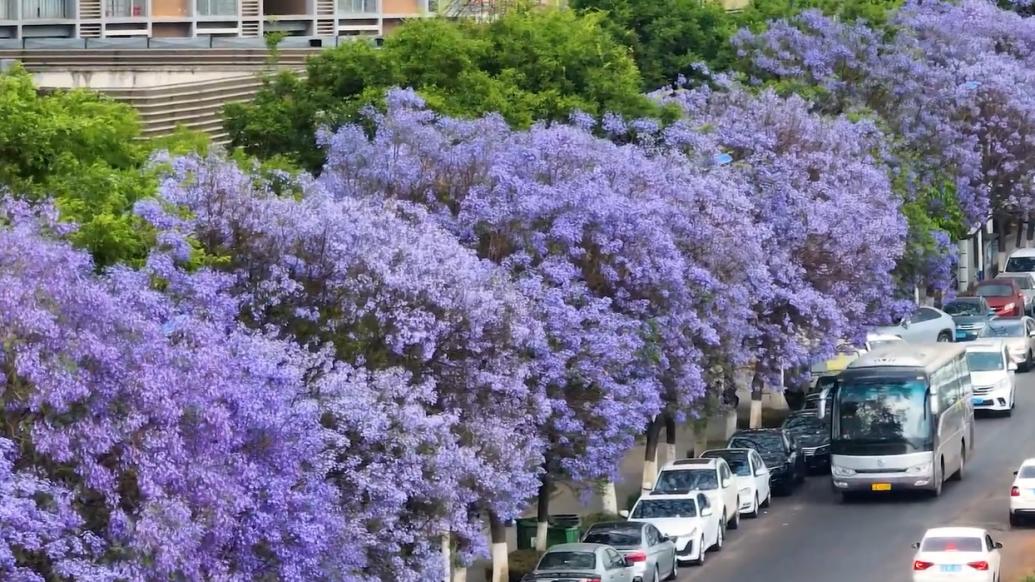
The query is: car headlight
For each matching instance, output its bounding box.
[906,462,932,474]
[995,377,1012,391]
[1005,302,1016,312]
[832,465,856,477]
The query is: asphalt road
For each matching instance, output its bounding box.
[679,371,1035,582]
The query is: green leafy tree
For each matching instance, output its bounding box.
[225,9,660,173]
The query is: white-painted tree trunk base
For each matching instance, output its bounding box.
[599,480,618,515]
[491,542,508,582]
[535,521,549,552]
[641,458,658,492]
[663,443,677,466]
[452,566,467,582]
[750,399,763,429]
[441,534,451,582]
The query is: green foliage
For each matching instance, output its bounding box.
[0,66,156,267]
[225,10,658,173]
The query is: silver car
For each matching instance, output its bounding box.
[979,316,1035,371]
[523,543,638,582]
[582,521,678,582]
[874,306,956,343]
[998,272,1035,315]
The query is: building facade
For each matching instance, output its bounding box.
[0,0,434,40]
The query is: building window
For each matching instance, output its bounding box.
[2,0,15,18]
[106,0,146,16]
[197,0,236,15]
[21,0,71,18]
[339,0,375,13]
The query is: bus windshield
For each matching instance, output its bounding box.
[834,377,931,453]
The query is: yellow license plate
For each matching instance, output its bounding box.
[871,483,892,491]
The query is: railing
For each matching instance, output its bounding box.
[196,0,235,16]
[339,0,375,14]
[20,0,71,18]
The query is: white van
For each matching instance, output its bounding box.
[965,341,1017,415]
[1005,248,1035,275]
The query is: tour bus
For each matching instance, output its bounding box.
[830,343,975,500]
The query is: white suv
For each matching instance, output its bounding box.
[965,341,1017,415]
[1010,458,1035,526]
[651,458,740,531]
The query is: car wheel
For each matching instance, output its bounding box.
[1024,350,1033,372]
[937,331,953,342]
[761,490,771,508]
[666,556,679,580]
[728,503,740,530]
[712,524,724,552]
[653,566,660,582]
[693,535,706,566]
[747,494,760,518]
[1010,512,1020,527]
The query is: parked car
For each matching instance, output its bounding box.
[911,527,1002,582]
[651,458,741,530]
[965,341,1017,416]
[622,492,723,566]
[874,306,956,343]
[781,412,831,473]
[973,278,1025,318]
[865,333,905,351]
[726,429,805,495]
[1010,458,1035,527]
[581,521,678,582]
[996,272,1035,314]
[978,316,1035,371]
[943,297,997,341]
[523,543,639,582]
[1005,247,1035,276]
[699,448,772,517]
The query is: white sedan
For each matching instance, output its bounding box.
[875,306,956,343]
[911,527,1002,582]
[623,492,723,566]
[700,448,772,517]
[1010,458,1035,526]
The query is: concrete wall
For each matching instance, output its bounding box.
[33,67,242,87]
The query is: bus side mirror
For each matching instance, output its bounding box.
[912,542,921,549]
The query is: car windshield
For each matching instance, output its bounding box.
[966,351,1005,372]
[701,451,750,477]
[537,551,596,571]
[583,528,641,548]
[921,537,983,552]
[1006,256,1035,273]
[728,433,784,454]
[1001,275,1034,289]
[654,469,718,492]
[784,415,827,432]
[630,499,697,519]
[1019,466,1035,479]
[980,320,1024,337]
[943,300,983,316]
[977,284,1013,297]
[834,378,930,449]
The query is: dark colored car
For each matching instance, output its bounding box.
[974,279,1025,318]
[726,429,805,495]
[781,413,831,473]
[943,296,997,341]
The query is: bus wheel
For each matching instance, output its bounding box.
[930,460,944,497]
[951,445,965,482]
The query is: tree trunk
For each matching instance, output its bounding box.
[535,473,550,552]
[750,366,765,429]
[641,415,663,493]
[1027,219,1035,248]
[441,533,452,582]
[1016,218,1024,249]
[452,566,467,582]
[599,479,618,515]
[663,413,678,465]
[490,512,508,582]
[997,217,1008,273]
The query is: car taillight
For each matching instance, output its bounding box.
[1012,486,1021,497]
[625,550,647,563]
[913,560,934,570]
[967,561,989,571]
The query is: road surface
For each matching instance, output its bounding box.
[680,371,1035,582]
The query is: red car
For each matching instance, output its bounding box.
[974,278,1025,317]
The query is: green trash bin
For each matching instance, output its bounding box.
[515,517,539,550]
[546,514,582,548]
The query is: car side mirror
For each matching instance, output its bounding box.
[1029,330,1035,337]
[700,507,713,517]
[619,510,630,518]
[1009,361,1018,371]
[721,478,730,488]
[995,542,1004,549]
[912,542,921,549]
[901,318,910,328]
[1014,470,1019,475]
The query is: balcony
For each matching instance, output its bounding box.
[106,0,146,16]
[339,0,375,14]
[196,0,235,15]
[20,0,73,18]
